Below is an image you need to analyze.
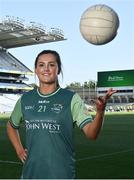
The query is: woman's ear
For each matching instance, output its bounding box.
[34,68,37,75]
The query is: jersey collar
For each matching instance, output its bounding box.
[37,87,61,98]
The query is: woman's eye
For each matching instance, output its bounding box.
[49,63,55,67]
[39,64,44,67]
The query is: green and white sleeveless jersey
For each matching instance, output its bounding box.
[10,87,92,179]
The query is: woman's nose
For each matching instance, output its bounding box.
[44,65,49,71]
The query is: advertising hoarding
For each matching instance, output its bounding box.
[97,70,134,87]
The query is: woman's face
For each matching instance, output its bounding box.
[35,53,59,85]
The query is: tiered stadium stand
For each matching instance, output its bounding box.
[0,94,20,113]
[0,48,33,94]
[0,49,31,72]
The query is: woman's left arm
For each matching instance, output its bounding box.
[82,88,117,140]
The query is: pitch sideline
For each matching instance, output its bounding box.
[77,147,134,162]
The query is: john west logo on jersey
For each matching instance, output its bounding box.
[25,119,61,133]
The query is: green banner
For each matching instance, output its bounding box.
[97,70,134,87]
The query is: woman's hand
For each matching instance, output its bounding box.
[16,147,27,164]
[96,88,117,112]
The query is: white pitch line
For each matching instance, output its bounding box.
[76,148,134,162]
[0,160,22,165]
[1,148,134,165]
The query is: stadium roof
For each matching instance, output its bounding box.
[0,16,66,49]
[0,49,33,74]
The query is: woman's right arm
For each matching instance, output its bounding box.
[7,121,27,163]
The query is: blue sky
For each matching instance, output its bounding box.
[0,0,134,87]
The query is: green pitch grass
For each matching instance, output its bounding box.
[0,112,134,179]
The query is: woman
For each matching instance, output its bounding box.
[7,50,117,179]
